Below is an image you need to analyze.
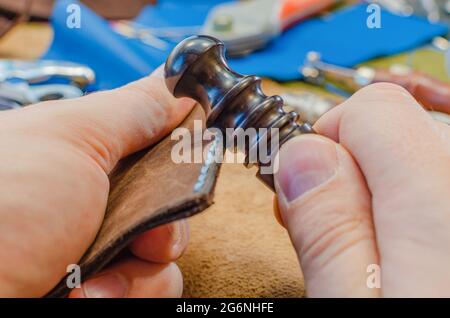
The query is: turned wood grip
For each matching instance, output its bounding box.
[164,35,314,191]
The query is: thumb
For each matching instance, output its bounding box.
[20,66,196,173]
[274,135,379,297]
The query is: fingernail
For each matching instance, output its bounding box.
[276,136,338,203]
[83,273,128,298]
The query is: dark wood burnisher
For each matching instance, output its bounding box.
[164,35,315,191]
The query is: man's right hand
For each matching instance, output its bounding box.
[275,83,450,297]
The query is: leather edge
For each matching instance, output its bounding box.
[45,158,221,298]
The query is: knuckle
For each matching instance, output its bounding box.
[335,82,423,140]
[121,84,170,139]
[351,82,415,106]
[359,82,408,96]
[300,214,369,269]
[287,182,373,271]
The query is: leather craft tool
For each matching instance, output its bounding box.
[44,1,448,89]
[0,82,83,109]
[165,35,315,190]
[202,0,340,56]
[0,60,95,110]
[110,20,170,51]
[301,51,450,112]
[111,20,201,45]
[282,90,450,126]
[368,0,450,24]
[0,59,95,88]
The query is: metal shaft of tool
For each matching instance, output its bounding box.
[164,35,314,190]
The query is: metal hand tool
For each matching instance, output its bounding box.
[301,51,450,112]
[0,60,94,110]
[368,0,449,23]
[111,0,340,55]
[110,20,171,50]
[282,90,450,126]
[202,0,340,56]
[0,82,83,107]
[0,60,96,88]
[111,20,201,43]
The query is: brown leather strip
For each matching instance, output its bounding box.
[46,105,222,298]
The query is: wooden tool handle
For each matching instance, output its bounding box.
[165,35,314,190]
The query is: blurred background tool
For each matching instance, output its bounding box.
[0,81,84,110]
[0,59,95,88]
[282,87,450,126]
[110,20,170,50]
[202,0,341,56]
[302,51,450,112]
[367,0,450,25]
[41,1,448,89]
[111,21,201,45]
[0,0,155,20]
[112,0,341,56]
[0,59,95,110]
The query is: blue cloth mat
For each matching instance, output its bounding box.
[43,0,448,90]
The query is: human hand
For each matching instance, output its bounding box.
[0,68,195,298]
[274,83,450,297]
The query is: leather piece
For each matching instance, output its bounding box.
[47,105,221,297]
[0,0,155,20]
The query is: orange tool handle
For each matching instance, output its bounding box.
[373,69,450,113]
[279,0,338,30]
